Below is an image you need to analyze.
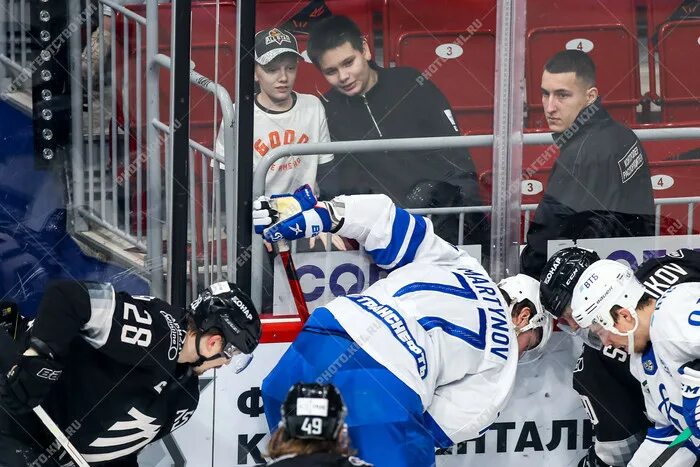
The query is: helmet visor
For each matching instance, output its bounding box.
[222,343,254,374]
[557,321,603,350]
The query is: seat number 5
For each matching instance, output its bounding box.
[121,302,152,347]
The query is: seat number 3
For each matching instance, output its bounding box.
[121,303,152,347]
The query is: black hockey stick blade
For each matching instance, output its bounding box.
[650,428,692,466]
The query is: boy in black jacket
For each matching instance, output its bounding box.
[307,15,488,248]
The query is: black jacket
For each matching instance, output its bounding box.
[318,63,487,246]
[521,99,655,278]
[261,453,373,467]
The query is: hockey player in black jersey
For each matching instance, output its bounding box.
[540,247,700,466]
[260,382,372,467]
[0,280,261,466]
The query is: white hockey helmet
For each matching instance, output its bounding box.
[570,260,646,350]
[498,274,553,355]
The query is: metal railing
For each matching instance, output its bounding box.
[0,0,30,88]
[250,126,700,308]
[5,0,700,306]
[66,0,235,299]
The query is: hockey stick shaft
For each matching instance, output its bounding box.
[649,427,692,466]
[275,240,310,323]
[33,405,90,467]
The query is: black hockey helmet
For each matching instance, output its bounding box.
[539,247,600,318]
[189,281,261,356]
[281,383,347,441]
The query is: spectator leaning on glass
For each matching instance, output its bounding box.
[520,50,655,278]
[306,15,488,247]
[215,27,333,196]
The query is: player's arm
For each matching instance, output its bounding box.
[253,185,465,270]
[680,359,700,438]
[0,281,94,414]
[421,373,499,448]
[628,425,698,466]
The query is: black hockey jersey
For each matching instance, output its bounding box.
[262,452,373,467]
[3,281,199,465]
[573,248,700,464]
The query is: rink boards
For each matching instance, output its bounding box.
[139,235,700,466]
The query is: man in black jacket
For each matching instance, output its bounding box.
[521,50,655,278]
[307,15,488,247]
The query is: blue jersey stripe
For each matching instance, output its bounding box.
[393,212,427,269]
[393,274,478,301]
[367,208,411,266]
[418,309,487,351]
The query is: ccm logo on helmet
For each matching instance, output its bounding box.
[232,296,253,320]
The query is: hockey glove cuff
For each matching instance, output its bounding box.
[0,354,63,414]
[681,364,700,438]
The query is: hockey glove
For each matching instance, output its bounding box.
[252,185,333,243]
[0,354,63,414]
[680,364,700,438]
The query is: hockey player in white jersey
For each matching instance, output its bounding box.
[569,258,700,466]
[253,185,553,467]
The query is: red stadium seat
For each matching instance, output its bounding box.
[639,135,700,162]
[646,0,700,123]
[526,0,641,129]
[383,0,497,134]
[649,159,700,234]
[656,19,700,124]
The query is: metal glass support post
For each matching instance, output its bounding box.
[146,0,164,297]
[490,0,526,281]
[169,0,193,307]
[234,0,255,294]
[68,0,85,228]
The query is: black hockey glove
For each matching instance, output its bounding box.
[576,446,615,467]
[0,354,63,414]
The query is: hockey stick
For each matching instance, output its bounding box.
[0,331,89,466]
[649,427,692,467]
[274,239,310,323]
[33,405,90,467]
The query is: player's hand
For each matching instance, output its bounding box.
[681,365,700,437]
[253,185,332,243]
[0,354,63,414]
[308,233,348,251]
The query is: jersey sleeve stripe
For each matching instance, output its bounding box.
[81,282,116,349]
[418,310,487,351]
[367,208,428,270]
[391,213,427,270]
[367,207,413,267]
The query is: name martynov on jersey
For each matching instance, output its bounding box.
[320,194,519,445]
[629,249,700,450]
[27,282,199,463]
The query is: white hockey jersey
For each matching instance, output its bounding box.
[628,282,700,465]
[324,194,519,446]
